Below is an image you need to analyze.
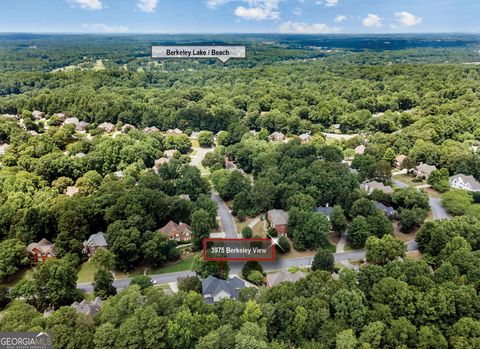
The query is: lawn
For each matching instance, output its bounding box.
[149,254,196,275]
[77,260,98,283]
[0,268,33,288]
[252,220,267,238]
[393,174,424,187]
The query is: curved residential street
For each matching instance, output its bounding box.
[77,159,450,292]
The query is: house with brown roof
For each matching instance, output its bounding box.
[395,155,407,169]
[98,122,116,133]
[267,209,289,236]
[143,126,160,134]
[166,128,183,135]
[153,157,170,173]
[159,221,193,242]
[414,163,437,180]
[83,232,108,257]
[268,132,286,142]
[354,145,366,155]
[27,238,56,264]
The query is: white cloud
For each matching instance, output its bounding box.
[363,14,382,28]
[137,0,158,13]
[71,0,103,10]
[279,21,341,34]
[395,11,422,26]
[325,0,338,7]
[234,0,280,20]
[205,0,231,9]
[235,6,278,20]
[83,23,129,33]
[334,15,347,23]
[292,7,302,16]
[207,0,280,20]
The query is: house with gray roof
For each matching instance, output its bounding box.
[266,269,305,287]
[449,174,480,192]
[71,297,103,317]
[414,163,437,180]
[314,206,334,220]
[360,181,393,195]
[83,232,108,257]
[267,209,289,236]
[201,275,246,304]
[374,201,395,217]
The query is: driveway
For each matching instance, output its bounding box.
[392,178,451,220]
[190,146,214,167]
[211,192,238,238]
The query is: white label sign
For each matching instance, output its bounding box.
[152,45,246,63]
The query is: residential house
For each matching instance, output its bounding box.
[267,209,289,236]
[53,113,67,122]
[164,150,177,159]
[268,132,285,142]
[374,201,395,217]
[27,238,56,264]
[298,133,312,143]
[190,131,200,140]
[0,143,9,156]
[354,145,366,155]
[98,122,116,133]
[71,297,103,317]
[32,110,44,120]
[166,128,183,135]
[65,186,79,197]
[201,275,246,304]
[143,126,160,134]
[266,269,306,287]
[159,221,193,242]
[64,117,79,126]
[121,124,136,133]
[360,181,394,195]
[83,232,108,257]
[414,163,437,180]
[395,155,407,169]
[76,121,90,132]
[449,174,480,192]
[153,157,170,173]
[114,171,124,179]
[314,206,334,220]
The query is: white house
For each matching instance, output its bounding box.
[449,174,480,192]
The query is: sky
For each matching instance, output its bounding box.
[0,0,479,34]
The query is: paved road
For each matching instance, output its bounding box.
[429,196,451,220]
[211,192,238,238]
[190,146,214,167]
[392,178,451,220]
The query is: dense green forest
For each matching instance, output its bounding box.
[1,34,480,348]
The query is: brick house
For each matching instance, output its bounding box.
[267,209,289,236]
[26,238,56,264]
[159,221,193,242]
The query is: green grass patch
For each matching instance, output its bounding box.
[149,254,196,275]
[77,260,98,283]
[393,174,425,187]
[0,268,33,288]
